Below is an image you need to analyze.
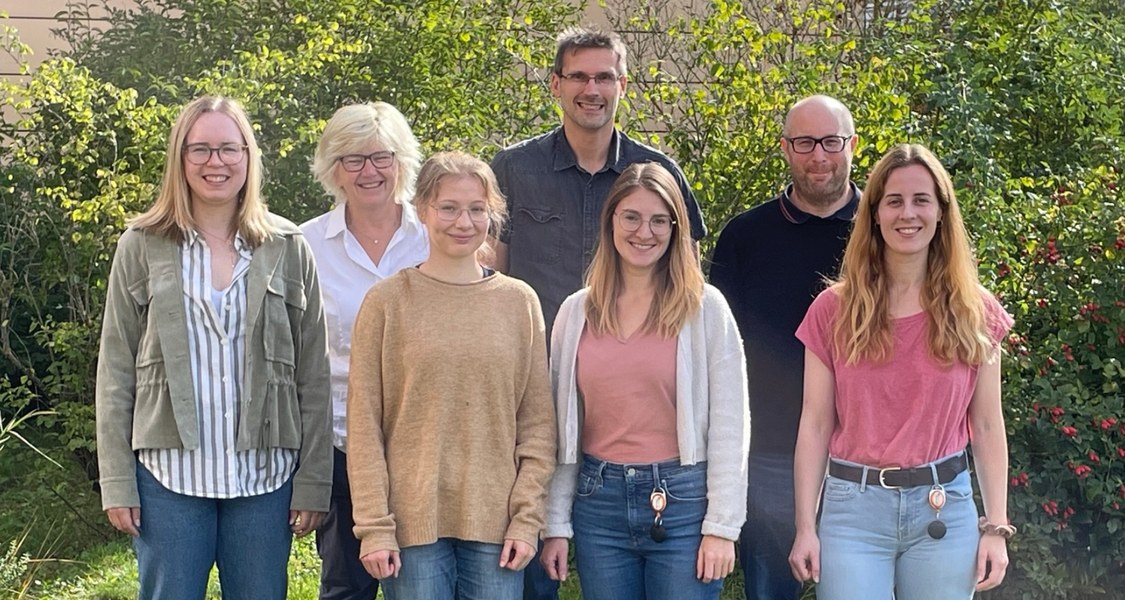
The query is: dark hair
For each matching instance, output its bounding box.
[553,27,628,77]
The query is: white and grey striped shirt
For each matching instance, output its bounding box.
[138,230,297,498]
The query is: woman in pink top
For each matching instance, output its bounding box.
[788,144,1014,599]
[540,162,749,600]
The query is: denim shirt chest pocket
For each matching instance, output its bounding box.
[261,271,305,448]
[510,191,566,265]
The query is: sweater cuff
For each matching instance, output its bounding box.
[544,522,574,539]
[701,519,741,542]
[358,533,400,558]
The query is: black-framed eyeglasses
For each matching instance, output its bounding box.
[183,143,248,165]
[615,210,675,235]
[558,71,622,87]
[784,135,853,154]
[338,151,396,172]
[432,204,490,223]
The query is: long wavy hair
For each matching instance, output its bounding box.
[584,162,704,338]
[833,144,994,366]
[129,96,274,247]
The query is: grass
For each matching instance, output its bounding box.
[17,535,752,599]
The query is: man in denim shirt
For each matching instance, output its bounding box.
[491,27,706,340]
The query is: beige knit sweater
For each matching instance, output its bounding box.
[346,268,556,556]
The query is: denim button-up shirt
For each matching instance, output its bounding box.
[492,127,706,333]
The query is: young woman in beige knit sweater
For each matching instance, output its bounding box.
[346,151,556,600]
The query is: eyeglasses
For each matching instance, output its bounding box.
[615,210,675,235]
[784,135,853,154]
[558,71,622,87]
[338,151,396,172]
[183,143,248,166]
[432,204,490,223]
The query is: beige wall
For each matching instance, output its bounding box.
[2,0,137,82]
[3,0,618,82]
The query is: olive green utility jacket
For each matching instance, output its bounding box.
[95,216,332,512]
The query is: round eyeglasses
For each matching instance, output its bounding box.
[784,135,852,154]
[615,210,675,235]
[432,205,490,223]
[338,151,396,172]
[183,143,248,166]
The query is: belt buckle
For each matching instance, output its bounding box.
[878,466,902,489]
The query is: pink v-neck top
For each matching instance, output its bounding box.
[577,325,679,464]
[796,288,1013,467]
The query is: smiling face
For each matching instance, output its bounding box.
[182,111,248,209]
[420,175,490,262]
[335,143,399,210]
[612,188,673,274]
[781,98,856,212]
[551,47,626,135]
[876,163,943,261]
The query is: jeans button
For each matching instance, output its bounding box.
[627,468,636,476]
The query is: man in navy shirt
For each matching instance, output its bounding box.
[491,27,706,337]
[710,95,859,600]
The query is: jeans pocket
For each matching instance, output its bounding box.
[575,472,600,497]
[663,469,707,502]
[823,477,859,502]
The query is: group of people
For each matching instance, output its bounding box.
[94,25,1015,600]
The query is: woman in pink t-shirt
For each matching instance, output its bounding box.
[788,144,1015,599]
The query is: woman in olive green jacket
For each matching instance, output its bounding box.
[95,95,332,600]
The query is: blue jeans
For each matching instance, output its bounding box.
[522,540,560,600]
[133,462,293,600]
[381,538,522,600]
[572,456,722,600]
[738,452,801,600]
[316,449,379,599]
[817,455,979,600]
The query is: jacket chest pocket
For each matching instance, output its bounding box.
[263,273,306,371]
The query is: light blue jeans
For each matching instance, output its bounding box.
[572,456,722,600]
[817,454,979,600]
[133,462,293,600]
[381,538,522,600]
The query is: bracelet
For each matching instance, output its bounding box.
[978,517,1017,539]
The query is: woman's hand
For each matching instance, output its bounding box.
[540,537,570,581]
[975,534,1009,591]
[696,534,735,583]
[106,507,141,537]
[361,549,401,579]
[499,538,536,571]
[289,510,325,538]
[788,528,821,584]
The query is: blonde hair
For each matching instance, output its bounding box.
[128,96,274,247]
[585,162,704,338]
[412,151,508,263]
[833,144,995,366]
[311,102,421,206]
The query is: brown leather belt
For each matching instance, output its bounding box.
[828,453,968,489]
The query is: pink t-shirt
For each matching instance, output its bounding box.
[578,325,679,464]
[795,288,1013,467]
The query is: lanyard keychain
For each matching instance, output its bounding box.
[650,487,668,542]
[927,484,947,539]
